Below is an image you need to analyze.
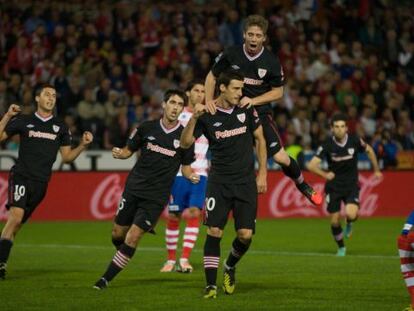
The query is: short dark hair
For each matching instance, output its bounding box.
[163,89,188,106]
[35,84,56,97]
[244,15,268,34]
[330,112,348,126]
[217,70,244,89]
[185,79,204,92]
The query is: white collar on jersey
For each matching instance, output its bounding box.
[216,106,234,114]
[35,112,53,122]
[333,134,348,147]
[243,44,264,61]
[159,119,180,134]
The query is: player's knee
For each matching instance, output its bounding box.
[237,229,253,241]
[273,149,290,166]
[207,227,222,238]
[187,207,200,218]
[168,213,181,221]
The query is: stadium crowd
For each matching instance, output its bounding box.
[0,0,413,167]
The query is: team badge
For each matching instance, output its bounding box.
[237,113,246,123]
[258,68,267,78]
[52,125,60,132]
[348,148,355,155]
[173,139,180,149]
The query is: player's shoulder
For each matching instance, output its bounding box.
[262,47,280,64]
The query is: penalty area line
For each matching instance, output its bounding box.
[18,243,397,259]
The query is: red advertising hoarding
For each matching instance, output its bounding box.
[0,171,412,221]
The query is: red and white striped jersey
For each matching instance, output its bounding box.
[177,107,209,177]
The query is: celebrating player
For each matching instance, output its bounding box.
[93,89,195,290]
[181,70,267,298]
[307,113,382,256]
[204,14,321,206]
[161,81,208,273]
[0,84,93,279]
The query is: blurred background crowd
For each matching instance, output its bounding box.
[0,0,413,169]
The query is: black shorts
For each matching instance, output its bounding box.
[6,171,48,223]
[114,191,164,233]
[204,181,257,231]
[325,185,360,214]
[259,113,283,157]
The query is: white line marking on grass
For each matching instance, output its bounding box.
[18,243,398,259]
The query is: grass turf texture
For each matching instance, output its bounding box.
[0,218,407,310]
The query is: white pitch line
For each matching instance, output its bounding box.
[18,243,398,259]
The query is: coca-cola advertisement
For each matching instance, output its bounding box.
[0,171,412,221]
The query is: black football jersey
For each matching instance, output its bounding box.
[195,106,261,184]
[125,119,195,203]
[315,134,367,191]
[5,113,71,182]
[211,45,285,115]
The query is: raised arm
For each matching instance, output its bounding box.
[239,86,284,108]
[180,103,206,149]
[0,104,21,142]
[60,131,93,163]
[253,125,267,193]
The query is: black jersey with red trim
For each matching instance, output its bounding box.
[315,134,367,191]
[194,106,261,184]
[125,119,195,203]
[5,113,71,182]
[211,45,285,115]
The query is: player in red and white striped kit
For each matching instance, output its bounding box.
[161,81,209,273]
[399,210,414,311]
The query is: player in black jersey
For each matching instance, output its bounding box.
[0,84,93,279]
[181,70,267,298]
[205,14,322,206]
[307,113,382,256]
[93,89,197,290]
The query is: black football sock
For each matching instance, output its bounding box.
[225,238,251,269]
[331,225,345,248]
[0,239,13,264]
[203,235,221,287]
[102,243,136,282]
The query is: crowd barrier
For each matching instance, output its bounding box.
[0,171,412,221]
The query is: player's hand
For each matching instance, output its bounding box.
[6,104,21,118]
[193,103,207,119]
[188,173,200,184]
[205,100,217,115]
[256,173,267,193]
[239,96,255,109]
[112,147,123,159]
[81,131,93,146]
[325,171,335,181]
[374,171,383,180]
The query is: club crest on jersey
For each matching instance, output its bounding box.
[348,148,355,155]
[173,139,180,149]
[258,68,267,78]
[237,113,246,123]
[52,125,60,133]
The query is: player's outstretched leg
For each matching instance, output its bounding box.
[345,204,359,239]
[399,233,414,310]
[275,151,322,206]
[161,216,180,272]
[93,243,136,290]
[203,234,221,298]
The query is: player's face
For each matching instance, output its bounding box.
[36,87,56,112]
[221,80,244,106]
[243,25,266,55]
[188,84,205,107]
[331,121,348,140]
[163,94,185,122]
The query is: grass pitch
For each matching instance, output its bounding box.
[0,218,407,310]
